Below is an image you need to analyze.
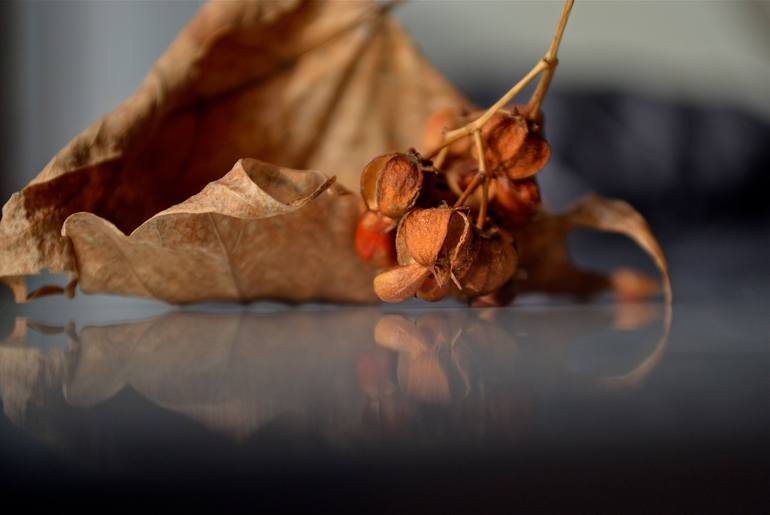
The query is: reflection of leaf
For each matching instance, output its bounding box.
[0,304,669,447]
[516,195,672,302]
[0,0,466,302]
[0,319,69,427]
[65,310,377,441]
[63,159,375,303]
[598,303,672,390]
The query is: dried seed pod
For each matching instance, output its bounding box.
[473,109,551,180]
[476,111,529,170]
[493,176,542,226]
[399,208,456,267]
[354,210,397,267]
[502,133,550,179]
[361,151,427,219]
[375,208,475,304]
[399,208,474,286]
[457,233,518,298]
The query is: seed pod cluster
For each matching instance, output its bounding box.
[356,105,552,306]
[425,105,546,228]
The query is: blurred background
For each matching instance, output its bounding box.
[0,0,768,297]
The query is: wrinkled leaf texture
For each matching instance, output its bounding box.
[0,0,466,303]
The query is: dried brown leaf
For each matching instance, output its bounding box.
[567,195,672,302]
[515,194,671,302]
[0,0,467,302]
[62,159,377,303]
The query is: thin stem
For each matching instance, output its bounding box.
[527,0,575,120]
[425,0,575,180]
[477,178,489,230]
[473,130,489,230]
[433,146,449,171]
[464,60,547,134]
[426,60,547,159]
[454,173,483,208]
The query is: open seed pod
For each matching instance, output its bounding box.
[397,208,475,284]
[360,151,429,219]
[373,207,474,303]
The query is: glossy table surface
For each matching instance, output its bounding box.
[0,231,768,511]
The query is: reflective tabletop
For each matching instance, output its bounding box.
[0,233,768,511]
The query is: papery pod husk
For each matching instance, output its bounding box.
[373,263,431,303]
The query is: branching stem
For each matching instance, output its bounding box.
[425,0,575,159]
[427,60,546,160]
[527,0,574,120]
[454,173,482,208]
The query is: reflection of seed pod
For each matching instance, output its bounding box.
[397,351,451,404]
[354,211,397,268]
[356,347,395,399]
[494,176,542,226]
[361,152,426,219]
